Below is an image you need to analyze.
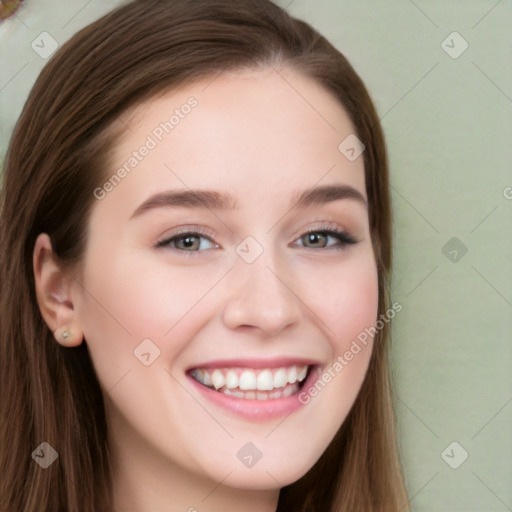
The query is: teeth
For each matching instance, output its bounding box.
[202,370,212,387]
[256,369,274,390]
[239,370,257,390]
[194,368,204,383]
[223,388,244,398]
[191,364,310,395]
[273,368,288,388]
[225,370,239,389]
[282,385,296,397]
[211,369,225,390]
[212,384,300,400]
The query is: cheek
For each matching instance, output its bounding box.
[332,264,379,351]
[75,251,228,386]
[293,249,379,405]
[302,250,380,351]
[253,254,379,481]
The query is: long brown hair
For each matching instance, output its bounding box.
[0,1,409,510]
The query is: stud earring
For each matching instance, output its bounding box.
[60,329,72,341]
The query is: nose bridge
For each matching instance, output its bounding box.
[221,242,301,334]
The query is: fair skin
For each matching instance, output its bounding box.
[34,66,378,512]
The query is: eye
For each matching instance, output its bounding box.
[154,225,357,254]
[296,227,357,250]
[156,231,219,252]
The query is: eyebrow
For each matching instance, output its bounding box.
[130,184,367,219]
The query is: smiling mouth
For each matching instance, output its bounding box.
[189,364,312,400]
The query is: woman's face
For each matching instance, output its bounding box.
[75,67,378,492]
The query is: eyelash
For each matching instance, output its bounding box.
[155,223,358,256]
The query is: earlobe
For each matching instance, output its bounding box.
[33,233,84,347]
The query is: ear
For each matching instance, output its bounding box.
[33,233,84,347]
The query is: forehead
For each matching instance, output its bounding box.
[97,66,367,217]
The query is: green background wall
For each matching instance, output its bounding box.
[1,1,510,510]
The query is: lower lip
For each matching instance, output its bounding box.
[186,366,321,421]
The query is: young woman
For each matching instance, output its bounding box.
[0,1,409,510]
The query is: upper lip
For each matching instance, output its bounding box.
[186,357,321,371]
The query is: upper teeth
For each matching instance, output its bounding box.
[191,365,309,391]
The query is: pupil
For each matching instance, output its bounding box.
[182,236,197,249]
[307,233,325,247]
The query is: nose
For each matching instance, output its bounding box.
[221,249,302,337]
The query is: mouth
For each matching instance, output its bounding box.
[188,364,314,400]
